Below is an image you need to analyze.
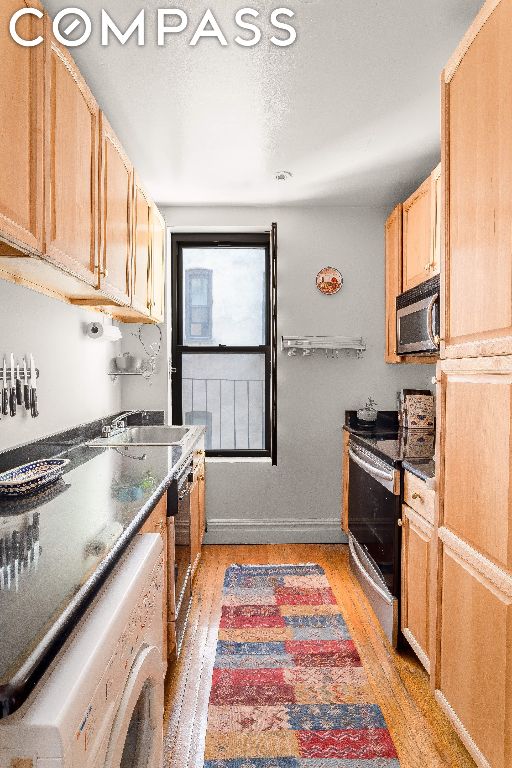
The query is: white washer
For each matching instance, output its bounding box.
[0,532,165,768]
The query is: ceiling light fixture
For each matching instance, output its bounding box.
[275,170,293,181]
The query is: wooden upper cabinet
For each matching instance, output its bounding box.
[385,205,403,363]
[438,358,512,572]
[44,28,99,286]
[443,0,512,358]
[132,177,151,316]
[150,205,166,323]
[0,0,44,255]
[402,176,433,292]
[99,113,133,305]
[430,163,441,277]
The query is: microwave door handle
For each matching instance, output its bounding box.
[426,294,439,348]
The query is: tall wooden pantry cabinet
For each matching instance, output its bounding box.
[433,2,512,766]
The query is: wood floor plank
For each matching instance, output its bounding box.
[163,544,475,768]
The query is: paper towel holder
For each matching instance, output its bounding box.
[86,322,123,342]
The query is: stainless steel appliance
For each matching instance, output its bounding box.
[396,274,440,355]
[168,459,193,655]
[347,440,401,647]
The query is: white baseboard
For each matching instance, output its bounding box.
[203,517,348,545]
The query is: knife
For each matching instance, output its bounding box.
[9,354,16,417]
[15,361,22,406]
[30,353,38,418]
[23,358,30,411]
[1,359,7,416]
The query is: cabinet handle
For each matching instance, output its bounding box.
[100,268,109,278]
[397,519,403,527]
[411,492,423,502]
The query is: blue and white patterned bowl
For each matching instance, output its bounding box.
[0,459,71,497]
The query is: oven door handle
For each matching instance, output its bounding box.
[348,447,393,483]
[348,447,397,494]
[426,293,439,348]
[348,535,394,606]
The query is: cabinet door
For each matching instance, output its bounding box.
[150,205,166,323]
[403,176,432,292]
[0,0,44,255]
[198,461,206,545]
[401,504,433,672]
[190,477,201,578]
[99,113,132,305]
[430,163,441,277]
[438,358,512,572]
[443,0,512,358]
[139,495,168,662]
[384,205,402,363]
[436,529,512,768]
[44,31,99,285]
[132,178,151,316]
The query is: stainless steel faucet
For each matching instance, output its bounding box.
[102,410,147,438]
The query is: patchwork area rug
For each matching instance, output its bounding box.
[203,564,400,767]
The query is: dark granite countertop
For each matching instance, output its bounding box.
[343,411,435,470]
[0,414,202,719]
[402,458,436,483]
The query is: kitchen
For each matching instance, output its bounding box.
[0,1,510,767]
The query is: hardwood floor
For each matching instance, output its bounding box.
[163,544,475,768]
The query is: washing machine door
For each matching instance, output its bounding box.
[104,645,164,768]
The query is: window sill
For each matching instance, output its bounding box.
[206,457,272,464]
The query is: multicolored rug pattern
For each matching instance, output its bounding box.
[204,564,400,768]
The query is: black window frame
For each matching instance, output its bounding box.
[171,232,275,460]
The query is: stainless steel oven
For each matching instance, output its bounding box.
[396,274,440,355]
[347,440,401,647]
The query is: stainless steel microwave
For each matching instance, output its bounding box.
[396,274,440,355]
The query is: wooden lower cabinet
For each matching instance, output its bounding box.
[341,430,350,532]
[198,463,206,545]
[190,454,206,580]
[166,517,177,660]
[433,354,512,767]
[401,503,433,673]
[139,495,169,664]
[435,529,512,768]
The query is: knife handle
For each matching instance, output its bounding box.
[9,388,16,417]
[30,388,38,418]
[16,378,22,406]
[24,384,30,411]
[2,388,8,416]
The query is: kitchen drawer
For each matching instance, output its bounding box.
[404,471,435,525]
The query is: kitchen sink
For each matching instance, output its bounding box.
[87,425,202,447]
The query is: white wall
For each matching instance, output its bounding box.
[0,281,122,451]
[123,205,434,544]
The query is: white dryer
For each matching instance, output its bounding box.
[0,532,166,768]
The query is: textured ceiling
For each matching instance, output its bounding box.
[42,0,483,206]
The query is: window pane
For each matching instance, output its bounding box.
[182,248,266,346]
[182,354,266,450]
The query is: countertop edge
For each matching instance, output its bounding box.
[0,431,206,719]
